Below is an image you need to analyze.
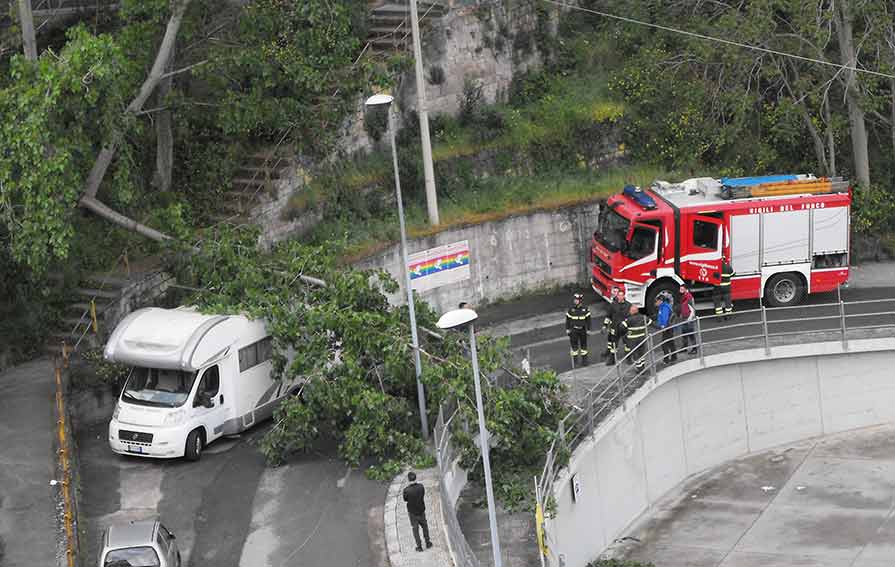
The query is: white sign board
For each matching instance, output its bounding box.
[571,473,581,502]
[408,240,471,292]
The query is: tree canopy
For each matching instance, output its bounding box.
[173,227,565,503]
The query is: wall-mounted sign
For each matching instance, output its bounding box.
[408,240,471,292]
[571,473,581,502]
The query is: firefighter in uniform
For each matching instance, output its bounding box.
[566,292,592,366]
[621,304,652,371]
[602,287,630,365]
[713,256,735,319]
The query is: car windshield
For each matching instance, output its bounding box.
[104,546,160,567]
[122,367,197,408]
[595,207,630,252]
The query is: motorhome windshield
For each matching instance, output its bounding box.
[595,207,630,252]
[122,367,197,408]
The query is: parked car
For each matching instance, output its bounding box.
[99,519,181,567]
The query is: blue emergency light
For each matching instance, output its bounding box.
[623,184,657,210]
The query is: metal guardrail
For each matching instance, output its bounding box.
[434,400,482,567]
[537,296,895,504]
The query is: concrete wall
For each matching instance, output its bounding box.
[545,339,895,567]
[356,202,600,313]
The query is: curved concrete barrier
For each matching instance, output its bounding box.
[545,337,895,567]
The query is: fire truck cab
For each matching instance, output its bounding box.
[590,174,851,309]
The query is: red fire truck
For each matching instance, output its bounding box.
[590,174,851,309]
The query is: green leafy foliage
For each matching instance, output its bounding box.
[173,227,565,499]
[0,27,130,272]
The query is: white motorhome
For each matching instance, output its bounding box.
[104,307,298,460]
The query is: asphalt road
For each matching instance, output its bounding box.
[482,286,895,374]
[77,419,388,567]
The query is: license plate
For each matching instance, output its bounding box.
[127,445,143,454]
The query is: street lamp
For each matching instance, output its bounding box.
[365,93,429,440]
[436,307,502,567]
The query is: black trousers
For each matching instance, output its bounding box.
[569,330,588,358]
[661,327,676,361]
[713,286,732,314]
[410,512,431,548]
[606,324,623,355]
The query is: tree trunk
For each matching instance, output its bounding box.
[79,196,172,242]
[834,0,870,186]
[153,44,176,193]
[81,0,191,201]
[17,0,37,60]
[823,94,837,177]
[891,77,895,163]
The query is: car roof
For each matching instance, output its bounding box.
[106,520,158,549]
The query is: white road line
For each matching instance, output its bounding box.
[239,467,287,567]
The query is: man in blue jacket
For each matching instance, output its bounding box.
[655,293,677,364]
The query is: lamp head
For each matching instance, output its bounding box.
[436,308,479,330]
[365,94,394,108]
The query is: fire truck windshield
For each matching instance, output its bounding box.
[595,207,630,252]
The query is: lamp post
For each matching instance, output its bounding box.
[436,307,502,567]
[365,93,428,440]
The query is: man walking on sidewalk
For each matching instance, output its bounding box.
[403,471,433,552]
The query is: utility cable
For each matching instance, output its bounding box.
[539,0,895,80]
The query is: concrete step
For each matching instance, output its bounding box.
[220,199,252,214]
[207,212,248,225]
[66,301,105,314]
[73,287,120,300]
[224,183,268,200]
[83,273,132,288]
[61,316,90,330]
[370,36,409,50]
[232,177,269,187]
[237,165,290,177]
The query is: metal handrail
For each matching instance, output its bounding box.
[537,296,895,501]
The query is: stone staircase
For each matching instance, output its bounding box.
[44,272,132,358]
[367,1,447,52]
[207,148,295,226]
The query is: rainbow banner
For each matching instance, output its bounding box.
[408,240,471,292]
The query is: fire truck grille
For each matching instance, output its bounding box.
[593,255,611,276]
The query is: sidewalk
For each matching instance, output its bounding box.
[384,468,453,567]
[0,358,63,567]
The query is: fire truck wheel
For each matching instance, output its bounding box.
[646,282,678,316]
[765,273,805,307]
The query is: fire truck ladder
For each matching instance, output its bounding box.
[721,177,849,199]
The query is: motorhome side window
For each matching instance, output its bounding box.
[238,337,273,372]
[693,220,719,249]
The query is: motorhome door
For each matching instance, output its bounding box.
[192,365,227,440]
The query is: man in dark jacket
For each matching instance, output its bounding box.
[602,287,630,365]
[621,304,652,371]
[403,471,432,552]
[566,292,592,366]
